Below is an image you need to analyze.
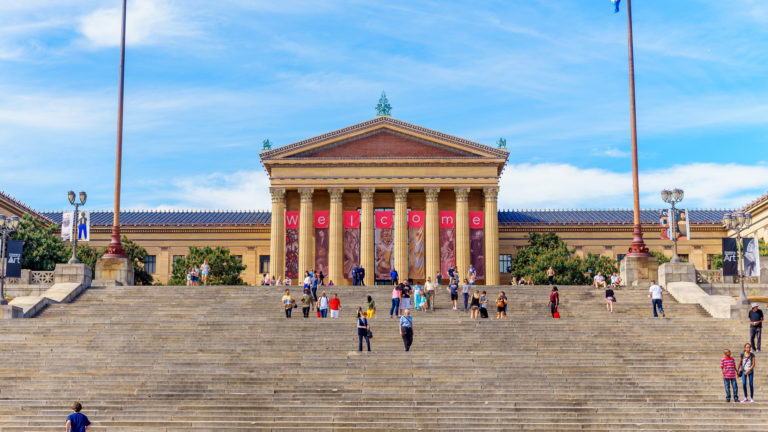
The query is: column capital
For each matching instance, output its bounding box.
[483,186,499,201]
[298,187,314,202]
[454,187,470,201]
[393,187,409,201]
[329,187,344,202]
[360,187,375,202]
[425,187,440,201]
[270,187,286,203]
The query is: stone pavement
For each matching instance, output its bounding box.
[0,284,764,431]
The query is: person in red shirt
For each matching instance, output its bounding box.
[329,293,341,318]
[548,287,559,318]
[721,349,738,402]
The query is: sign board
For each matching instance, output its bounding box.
[5,240,22,278]
[77,210,90,241]
[61,211,74,242]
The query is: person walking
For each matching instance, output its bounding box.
[435,272,442,286]
[300,288,314,318]
[281,289,296,318]
[496,292,507,319]
[546,267,555,285]
[399,309,414,352]
[303,272,311,291]
[390,284,402,318]
[329,293,341,318]
[400,283,412,314]
[66,402,91,432]
[467,264,476,286]
[461,279,471,312]
[201,259,210,286]
[649,280,665,318]
[749,303,763,353]
[470,290,481,319]
[721,349,739,403]
[500,290,508,318]
[447,278,459,310]
[605,286,615,313]
[352,264,359,286]
[311,273,320,301]
[414,283,423,311]
[425,277,436,311]
[366,295,376,318]
[357,307,371,352]
[549,286,559,318]
[318,270,325,286]
[479,291,489,318]
[738,343,756,403]
[390,268,399,285]
[316,291,329,318]
[358,266,366,286]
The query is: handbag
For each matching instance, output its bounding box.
[738,370,743,377]
[553,311,561,319]
[317,310,321,318]
[366,329,373,339]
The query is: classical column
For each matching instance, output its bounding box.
[425,187,440,282]
[298,187,314,279]
[360,188,375,286]
[394,187,409,282]
[269,187,286,282]
[483,187,499,285]
[455,187,470,282]
[328,187,344,285]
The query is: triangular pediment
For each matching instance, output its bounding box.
[260,117,509,162]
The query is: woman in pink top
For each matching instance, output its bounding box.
[389,284,402,318]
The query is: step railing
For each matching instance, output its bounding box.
[5,269,55,287]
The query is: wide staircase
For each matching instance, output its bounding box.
[0,284,764,431]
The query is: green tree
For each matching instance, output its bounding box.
[9,214,68,270]
[169,246,246,286]
[510,233,616,285]
[760,238,768,257]
[650,251,670,265]
[120,236,153,285]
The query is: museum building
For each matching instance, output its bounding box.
[1,115,754,286]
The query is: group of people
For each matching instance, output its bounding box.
[185,260,209,286]
[593,271,622,288]
[281,288,343,319]
[722,303,764,402]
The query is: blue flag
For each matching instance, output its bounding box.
[612,0,620,13]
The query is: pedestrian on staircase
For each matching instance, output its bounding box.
[479,291,489,319]
[425,277,436,311]
[300,288,314,318]
[721,349,739,403]
[66,402,91,432]
[447,278,459,310]
[329,293,341,318]
[317,291,329,318]
[390,284,402,318]
[738,343,756,403]
[496,292,507,319]
[201,259,209,286]
[461,279,471,312]
[748,303,763,353]
[399,309,414,352]
[311,274,320,301]
[605,286,615,313]
[548,286,559,318]
[470,290,481,319]
[547,267,555,285]
[400,282,412,314]
[366,295,376,318]
[357,307,371,352]
[281,289,295,318]
[648,280,665,318]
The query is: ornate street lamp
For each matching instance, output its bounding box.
[0,214,21,305]
[67,190,87,264]
[722,211,753,305]
[661,188,684,263]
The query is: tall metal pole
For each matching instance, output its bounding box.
[670,201,680,263]
[0,231,7,305]
[68,204,80,264]
[625,0,650,257]
[104,0,128,258]
[737,230,749,305]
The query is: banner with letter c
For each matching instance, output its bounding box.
[375,211,394,280]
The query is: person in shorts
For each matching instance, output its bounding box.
[496,292,507,319]
[447,278,459,310]
[329,293,341,318]
[605,286,615,313]
[400,283,412,313]
[66,401,91,432]
[200,259,210,286]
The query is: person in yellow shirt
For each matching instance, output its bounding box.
[281,289,295,318]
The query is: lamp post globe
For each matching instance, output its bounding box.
[79,191,87,205]
[9,216,19,230]
[672,188,684,201]
[661,189,671,202]
[68,190,76,205]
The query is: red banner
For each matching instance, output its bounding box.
[408,211,425,228]
[469,211,483,229]
[344,211,360,229]
[314,211,329,228]
[439,211,455,228]
[375,211,393,228]
[285,211,299,229]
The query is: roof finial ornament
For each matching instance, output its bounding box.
[497,137,507,149]
[262,139,272,150]
[375,91,392,117]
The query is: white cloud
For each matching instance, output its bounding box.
[78,0,196,48]
[600,147,628,158]
[147,170,271,210]
[499,162,768,210]
[0,90,112,130]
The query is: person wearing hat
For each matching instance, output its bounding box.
[749,303,763,353]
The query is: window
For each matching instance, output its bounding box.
[499,254,512,273]
[259,255,270,274]
[144,255,156,274]
[173,255,185,264]
[678,254,689,263]
[617,254,626,266]
[233,255,243,262]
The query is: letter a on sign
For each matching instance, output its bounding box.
[285,211,299,229]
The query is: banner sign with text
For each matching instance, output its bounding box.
[5,240,22,278]
[314,211,329,276]
[439,211,455,280]
[343,211,360,279]
[61,211,74,242]
[408,211,425,279]
[469,211,484,281]
[375,211,394,280]
[77,210,90,242]
[284,211,299,280]
[744,238,761,277]
[722,238,738,277]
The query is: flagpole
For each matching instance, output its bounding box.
[103,0,128,259]
[624,0,650,257]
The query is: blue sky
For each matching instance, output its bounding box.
[1,0,767,212]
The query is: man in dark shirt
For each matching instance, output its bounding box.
[66,402,91,432]
[358,267,365,286]
[447,278,459,310]
[351,265,359,286]
[749,303,763,352]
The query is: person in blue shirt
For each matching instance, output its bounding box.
[351,264,359,286]
[399,309,414,352]
[358,267,366,286]
[311,274,319,301]
[66,402,91,432]
[390,268,398,285]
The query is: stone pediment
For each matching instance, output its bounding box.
[260,116,508,162]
